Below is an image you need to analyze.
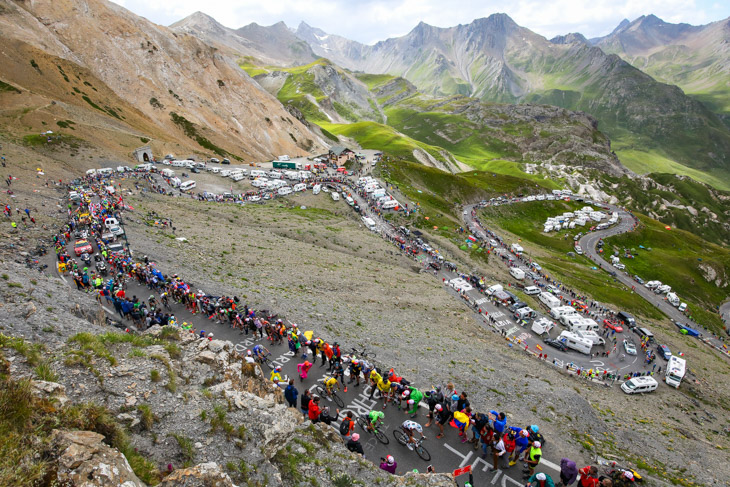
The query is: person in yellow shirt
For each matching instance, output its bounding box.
[270,366,283,382]
[376,377,392,408]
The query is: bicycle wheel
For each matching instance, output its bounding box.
[415,444,431,461]
[331,391,345,408]
[374,429,390,445]
[263,356,275,370]
[315,386,327,398]
[393,430,408,446]
[356,416,368,431]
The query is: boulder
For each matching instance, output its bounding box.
[51,429,145,487]
[31,380,69,406]
[207,339,226,353]
[196,350,217,364]
[158,462,238,487]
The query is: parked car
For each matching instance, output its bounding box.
[221,158,231,164]
[429,262,441,271]
[603,320,624,333]
[657,344,672,360]
[623,340,637,355]
[633,275,644,284]
[543,337,568,352]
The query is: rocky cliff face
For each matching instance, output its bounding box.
[0,0,325,161]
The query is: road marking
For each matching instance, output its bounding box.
[504,326,519,336]
[491,471,502,484]
[102,306,114,314]
[475,298,489,305]
[491,312,505,319]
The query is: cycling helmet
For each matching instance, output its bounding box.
[386,455,395,465]
[530,425,539,433]
[402,390,411,398]
[305,340,311,345]
[624,472,634,480]
[435,404,443,411]
[520,429,529,437]
[149,295,154,299]
[533,441,541,448]
[351,433,360,441]
[247,350,252,356]
[275,366,281,372]
[407,399,415,405]
[451,394,459,401]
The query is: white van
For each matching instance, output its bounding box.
[572,330,605,346]
[345,196,355,206]
[278,155,290,161]
[362,217,377,231]
[557,331,593,355]
[331,192,340,201]
[284,171,299,180]
[98,167,114,176]
[268,171,283,179]
[510,268,525,280]
[278,186,293,196]
[172,160,185,167]
[539,292,561,310]
[514,307,536,322]
[298,171,311,180]
[381,200,399,210]
[250,170,267,179]
[210,167,220,174]
[312,184,321,195]
[293,183,306,192]
[550,305,576,320]
[231,173,245,182]
[621,376,658,395]
[485,284,503,296]
[566,316,600,333]
[251,178,269,188]
[510,243,524,255]
[161,169,175,178]
[524,286,541,295]
[86,169,97,176]
[180,180,196,192]
[220,170,231,177]
[104,217,120,229]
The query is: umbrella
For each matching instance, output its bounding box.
[303,330,314,341]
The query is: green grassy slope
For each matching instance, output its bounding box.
[604,214,730,333]
[478,202,667,322]
[601,172,730,246]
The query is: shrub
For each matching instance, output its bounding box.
[150,369,161,382]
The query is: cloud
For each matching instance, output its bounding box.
[110,0,730,44]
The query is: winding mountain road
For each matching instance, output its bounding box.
[465,199,730,356]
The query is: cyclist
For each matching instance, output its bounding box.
[367,410,385,433]
[252,344,267,362]
[160,292,170,309]
[148,294,157,309]
[323,375,341,396]
[610,470,635,487]
[401,420,426,450]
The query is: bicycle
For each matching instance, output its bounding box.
[356,415,390,444]
[256,351,276,370]
[594,455,643,482]
[315,382,345,408]
[393,429,431,461]
[349,346,376,359]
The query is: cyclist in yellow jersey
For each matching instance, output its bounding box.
[324,376,340,395]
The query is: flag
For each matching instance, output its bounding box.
[536,345,543,351]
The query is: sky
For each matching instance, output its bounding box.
[111,0,730,44]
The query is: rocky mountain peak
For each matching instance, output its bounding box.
[550,32,589,45]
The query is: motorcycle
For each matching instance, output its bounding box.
[95,259,107,276]
[80,252,91,265]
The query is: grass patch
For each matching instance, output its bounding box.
[170,433,195,467]
[33,361,58,382]
[0,80,21,94]
[170,112,233,159]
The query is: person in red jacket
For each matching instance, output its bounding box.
[503,429,517,465]
[308,396,322,423]
[579,466,599,487]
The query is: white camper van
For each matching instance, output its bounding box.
[250,170,267,179]
[312,184,321,195]
[539,292,561,310]
[665,356,686,388]
[179,180,196,192]
[557,331,593,355]
[510,243,524,256]
[550,306,577,320]
[509,268,525,280]
[293,183,306,192]
[621,376,658,395]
